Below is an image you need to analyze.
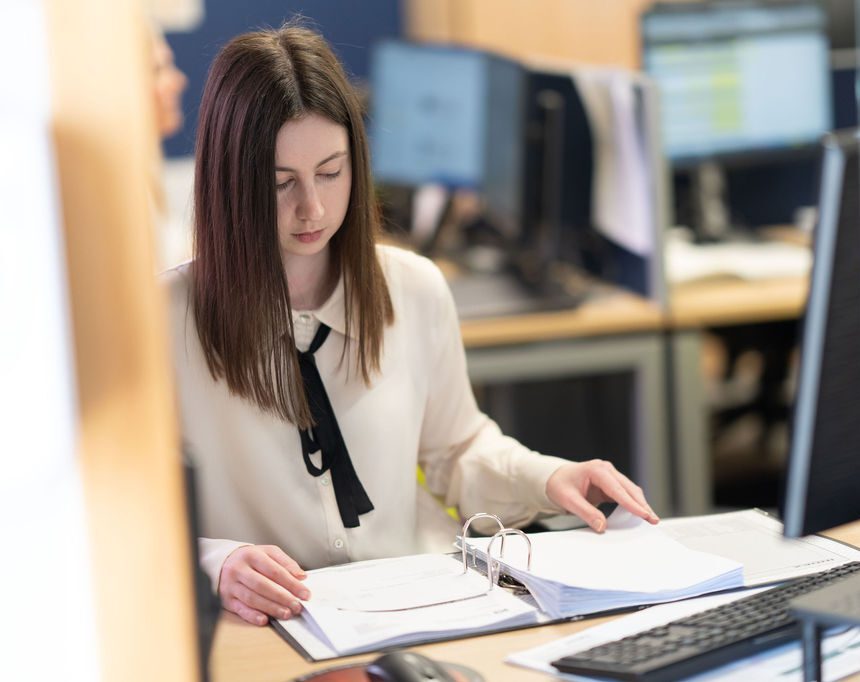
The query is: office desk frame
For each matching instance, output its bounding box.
[667,276,810,516]
[466,331,672,517]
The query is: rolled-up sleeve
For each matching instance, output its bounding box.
[417,267,567,532]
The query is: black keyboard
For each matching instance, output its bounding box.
[552,561,860,682]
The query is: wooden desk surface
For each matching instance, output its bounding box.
[211,521,860,682]
[669,276,809,329]
[460,289,663,349]
[457,276,810,348]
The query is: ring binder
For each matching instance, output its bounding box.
[460,514,533,592]
[486,528,532,591]
[273,508,860,663]
[461,513,505,573]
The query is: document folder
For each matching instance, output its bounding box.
[272,509,751,661]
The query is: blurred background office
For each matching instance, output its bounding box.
[6,1,858,680]
[155,0,856,514]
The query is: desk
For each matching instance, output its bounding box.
[667,276,809,516]
[211,520,860,682]
[670,277,808,328]
[458,289,672,517]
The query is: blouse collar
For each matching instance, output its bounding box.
[297,277,355,340]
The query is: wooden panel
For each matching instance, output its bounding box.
[401,0,456,44]
[405,0,657,68]
[43,1,199,681]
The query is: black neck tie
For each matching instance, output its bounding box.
[297,323,374,528]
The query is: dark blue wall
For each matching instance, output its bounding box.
[163,1,403,157]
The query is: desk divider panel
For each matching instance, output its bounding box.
[44,1,199,680]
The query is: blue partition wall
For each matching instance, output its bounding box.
[163,0,403,158]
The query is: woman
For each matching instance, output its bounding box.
[165,23,659,627]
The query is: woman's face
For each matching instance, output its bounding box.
[274,113,352,268]
[152,35,187,138]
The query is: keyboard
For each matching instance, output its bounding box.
[552,561,860,682]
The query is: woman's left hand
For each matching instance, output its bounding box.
[546,459,660,533]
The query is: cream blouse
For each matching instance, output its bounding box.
[164,245,567,589]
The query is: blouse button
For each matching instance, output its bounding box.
[320,475,330,486]
[333,538,344,550]
[298,313,311,323]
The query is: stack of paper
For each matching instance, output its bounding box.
[460,509,744,619]
[284,553,539,657]
[666,238,811,283]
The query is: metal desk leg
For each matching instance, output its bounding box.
[668,329,712,515]
[466,333,672,516]
[801,619,823,682]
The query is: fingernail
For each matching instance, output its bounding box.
[592,517,606,532]
[281,609,292,620]
[299,590,310,600]
[292,601,303,613]
[296,571,307,579]
[257,615,267,625]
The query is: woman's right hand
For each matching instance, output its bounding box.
[218,544,311,626]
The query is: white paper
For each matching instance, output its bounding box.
[666,238,812,283]
[460,509,743,618]
[662,509,860,585]
[302,554,489,612]
[573,67,655,256]
[467,509,740,592]
[281,554,537,656]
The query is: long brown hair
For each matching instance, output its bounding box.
[192,22,393,428]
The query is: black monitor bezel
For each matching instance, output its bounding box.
[782,128,859,538]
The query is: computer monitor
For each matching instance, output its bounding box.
[642,0,831,163]
[369,41,596,317]
[782,129,860,538]
[641,1,832,239]
[369,41,526,240]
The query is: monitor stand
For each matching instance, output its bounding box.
[791,570,860,682]
[691,161,733,243]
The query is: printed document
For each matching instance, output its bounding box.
[277,553,538,657]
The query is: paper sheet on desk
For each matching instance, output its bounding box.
[508,589,860,681]
[661,509,860,586]
[666,238,812,283]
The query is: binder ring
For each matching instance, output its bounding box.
[461,512,505,573]
[486,528,532,591]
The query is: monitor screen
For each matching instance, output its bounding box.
[370,42,488,188]
[369,41,525,238]
[641,1,832,164]
[782,129,860,538]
